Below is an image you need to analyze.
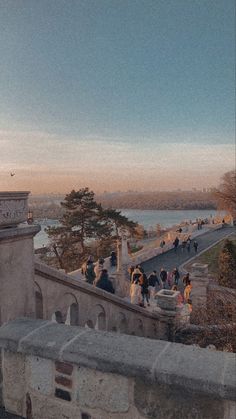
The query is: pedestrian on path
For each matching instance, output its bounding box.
[131,266,142,284]
[172,267,180,285]
[173,237,180,252]
[182,272,190,287]
[139,272,150,307]
[193,240,198,253]
[148,270,160,298]
[160,267,168,289]
[186,237,191,253]
[160,240,166,253]
[94,269,115,294]
[130,277,141,305]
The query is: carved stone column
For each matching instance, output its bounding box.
[0,192,40,324]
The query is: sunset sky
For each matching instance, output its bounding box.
[0,0,235,194]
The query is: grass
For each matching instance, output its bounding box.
[186,235,236,276]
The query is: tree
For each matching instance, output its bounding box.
[214,170,236,214]
[45,188,137,271]
[218,239,236,289]
[46,188,112,271]
[101,208,137,238]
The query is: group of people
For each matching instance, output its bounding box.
[129,264,192,309]
[82,256,115,294]
[173,236,198,253]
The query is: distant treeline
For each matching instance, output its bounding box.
[96,191,217,210]
[29,191,217,219]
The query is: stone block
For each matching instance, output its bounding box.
[191,263,208,277]
[76,366,130,412]
[28,392,79,419]
[3,351,25,416]
[27,355,53,395]
[55,376,72,389]
[134,378,225,419]
[156,289,179,311]
[55,361,73,376]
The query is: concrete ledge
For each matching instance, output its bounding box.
[0,319,235,401]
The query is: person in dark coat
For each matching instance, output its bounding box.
[94,269,115,294]
[139,273,150,307]
[84,260,96,284]
[148,270,160,287]
[172,267,180,285]
[160,268,168,289]
[173,237,180,252]
[193,240,198,253]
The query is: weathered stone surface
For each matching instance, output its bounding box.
[0,319,235,403]
[0,318,49,352]
[18,322,85,360]
[156,289,179,311]
[0,191,29,228]
[3,351,25,417]
[77,366,130,412]
[134,378,225,419]
[27,356,53,395]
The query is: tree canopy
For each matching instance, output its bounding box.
[45,188,137,272]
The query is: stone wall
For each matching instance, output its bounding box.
[34,261,176,340]
[0,225,40,325]
[0,319,235,419]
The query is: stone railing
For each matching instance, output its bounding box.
[34,261,178,341]
[0,318,235,419]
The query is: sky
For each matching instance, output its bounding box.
[0,0,235,194]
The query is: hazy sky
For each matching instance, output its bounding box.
[0,0,235,193]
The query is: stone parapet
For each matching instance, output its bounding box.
[0,192,30,228]
[0,319,235,419]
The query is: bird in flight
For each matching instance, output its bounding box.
[10,172,15,177]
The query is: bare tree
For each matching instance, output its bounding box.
[214,170,236,213]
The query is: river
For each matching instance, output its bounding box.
[33,209,224,249]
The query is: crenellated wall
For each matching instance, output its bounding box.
[0,319,235,419]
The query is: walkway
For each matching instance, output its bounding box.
[141,226,234,276]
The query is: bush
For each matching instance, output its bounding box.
[218,239,236,289]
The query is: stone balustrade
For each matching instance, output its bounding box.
[34,260,178,341]
[0,319,235,419]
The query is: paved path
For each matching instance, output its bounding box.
[141,226,235,276]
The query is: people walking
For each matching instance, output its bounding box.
[182,272,190,287]
[173,237,180,252]
[193,240,198,253]
[160,268,168,289]
[186,237,191,253]
[110,251,117,267]
[172,267,180,285]
[160,240,165,253]
[94,257,105,280]
[184,280,192,302]
[94,269,115,294]
[130,276,141,305]
[131,266,142,284]
[139,272,150,307]
[84,259,96,284]
[148,270,160,299]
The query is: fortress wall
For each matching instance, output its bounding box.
[0,319,235,419]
